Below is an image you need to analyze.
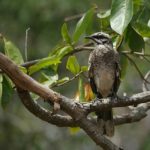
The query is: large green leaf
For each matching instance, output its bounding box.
[28,56,60,75]
[132,5,150,26]
[110,0,133,34]
[126,25,145,52]
[97,9,111,31]
[73,8,94,42]
[1,75,13,109]
[5,40,24,64]
[133,0,144,13]
[61,23,71,44]
[0,74,3,102]
[132,22,150,37]
[0,35,5,53]
[66,56,80,75]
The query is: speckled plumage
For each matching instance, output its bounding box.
[87,32,121,137]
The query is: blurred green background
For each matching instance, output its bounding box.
[0,0,150,150]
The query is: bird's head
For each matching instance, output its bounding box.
[85,32,112,45]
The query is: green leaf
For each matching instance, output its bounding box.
[41,72,58,86]
[133,0,144,13]
[5,40,24,64]
[1,75,13,109]
[137,6,150,23]
[110,0,133,34]
[66,56,80,74]
[97,10,111,19]
[132,22,150,37]
[81,66,88,72]
[0,74,3,102]
[126,25,145,52]
[61,23,71,44]
[54,77,69,85]
[112,35,123,50]
[73,8,94,42]
[0,35,5,53]
[78,77,85,102]
[28,56,60,75]
[57,46,73,58]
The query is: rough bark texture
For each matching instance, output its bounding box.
[0,52,150,150]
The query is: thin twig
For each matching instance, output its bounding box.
[65,13,84,22]
[121,51,150,57]
[25,28,30,61]
[124,53,150,84]
[143,56,150,64]
[51,71,84,88]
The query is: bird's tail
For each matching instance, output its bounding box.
[96,109,114,137]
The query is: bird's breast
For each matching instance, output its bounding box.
[95,67,115,98]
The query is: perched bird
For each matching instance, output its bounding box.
[86,32,121,137]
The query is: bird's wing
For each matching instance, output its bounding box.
[89,64,98,95]
[113,52,121,93]
[88,52,98,95]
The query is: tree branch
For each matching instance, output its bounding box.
[1,52,150,150]
[17,88,77,127]
[83,92,150,113]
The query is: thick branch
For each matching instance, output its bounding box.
[83,92,150,113]
[0,53,60,102]
[17,88,77,127]
[1,52,150,150]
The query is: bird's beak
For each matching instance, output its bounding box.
[85,36,93,40]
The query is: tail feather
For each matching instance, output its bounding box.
[96,109,114,137]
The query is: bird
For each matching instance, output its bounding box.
[86,32,121,137]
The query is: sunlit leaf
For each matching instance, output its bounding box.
[1,75,13,109]
[28,56,60,75]
[5,40,24,64]
[57,46,73,58]
[66,56,80,74]
[61,23,71,44]
[110,0,133,34]
[73,8,94,42]
[78,77,85,102]
[81,66,88,72]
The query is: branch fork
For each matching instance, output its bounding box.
[0,52,150,150]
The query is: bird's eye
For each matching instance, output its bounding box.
[101,38,108,44]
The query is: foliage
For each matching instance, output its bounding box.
[0,0,150,106]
